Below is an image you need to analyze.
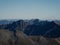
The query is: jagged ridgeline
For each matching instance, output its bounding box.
[0,19,60,45]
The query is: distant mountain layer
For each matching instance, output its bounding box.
[0,20,14,25]
[0,19,18,25]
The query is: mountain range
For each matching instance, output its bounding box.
[0,19,60,45]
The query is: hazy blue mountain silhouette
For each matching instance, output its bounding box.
[0,20,15,25]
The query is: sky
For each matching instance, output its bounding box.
[0,0,60,20]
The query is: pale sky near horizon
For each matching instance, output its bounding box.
[0,0,60,20]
